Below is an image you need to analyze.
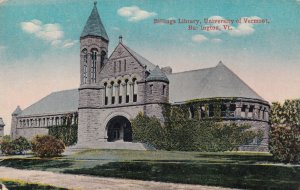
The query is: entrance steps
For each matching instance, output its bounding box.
[65,141,155,154]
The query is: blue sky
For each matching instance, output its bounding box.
[0,0,300,132]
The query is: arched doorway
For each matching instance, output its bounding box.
[106,116,132,142]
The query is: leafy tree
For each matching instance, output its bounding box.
[132,112,166,149]
[269,99,300,163]
[132,107,262,152]
[0,135,14,155]
[0,136,30,155]
[12,136,31,154]
[31,135,65,158]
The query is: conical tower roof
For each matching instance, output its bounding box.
[12,106,22,116]
[146,66,169,83]
[81,2,109,41]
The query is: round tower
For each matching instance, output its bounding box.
[145,65,169,104]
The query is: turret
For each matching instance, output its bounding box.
[11,106,22,139]
[145,66,169,103]
[80,1,109,86]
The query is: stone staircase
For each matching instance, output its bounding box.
[64,141,155,155]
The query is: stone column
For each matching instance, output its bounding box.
[122,82,126,104]
[108,85,112,105]
[245,105,249,118]
[129,81,133,103]
[115,84,119,105]
[235,104,242,118]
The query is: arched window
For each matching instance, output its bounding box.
[82,49,88,84]
[91,49,98,83]
[119,60,122,72]
[125,79,129,103]
[118,80,122,104]
[200,105,206,118]
[221,104,227,117]
[189,105,195,119]
[150,84,153,94]
[111,81,115,104]
[208,104,214,117]
[162,85,166,95]
[100,50,106,68]
[124,59,127,72]
[133,78,137,102]
[104,83,108,105]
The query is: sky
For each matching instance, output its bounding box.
[0,0,300,134]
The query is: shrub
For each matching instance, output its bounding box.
[49,124,78,146]
[132,113,166,149]
[12,136,31,154]
[0,136,30,155]
[0,135,15,155]
[131,110,261,151]
[269,99,300,163]
[31,135,65,158]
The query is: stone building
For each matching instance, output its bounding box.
[0,117,5,138]
[10,2,270,151]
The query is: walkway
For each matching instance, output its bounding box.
[0,167,237,190]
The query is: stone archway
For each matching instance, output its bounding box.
[106,116,132,142]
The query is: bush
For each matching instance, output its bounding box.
[31,135,65,158]
[13,136,31,154]
[132,110,262,151]
[0,136,30,155]
[49,124,78,146]
[269,99,300,163]
[0,135,14,155]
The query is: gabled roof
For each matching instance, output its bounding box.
[168,61,264,103]
[20,89,78,117]
[81,2,109,41]
[121,43,156,71]
[146,66,169,83]
[0,118,5,127]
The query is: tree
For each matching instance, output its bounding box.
[269,99,300,163]
[131,106,262,152]
[0,136,31,155]
[12,136,31,154]
[31,135,65,158]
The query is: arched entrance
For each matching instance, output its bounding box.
[106,116,132,142]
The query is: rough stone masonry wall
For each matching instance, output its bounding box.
[77,105,144,148]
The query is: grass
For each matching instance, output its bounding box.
[0,150,300,190]
[0,178,69,190]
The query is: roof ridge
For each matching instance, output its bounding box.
[218,64,263,100]
[168,67,214,75]
[120,43,156,71]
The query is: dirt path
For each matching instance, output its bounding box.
[0,167,237,190]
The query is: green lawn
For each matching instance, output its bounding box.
[1,150,300,190]
[0,178,69,190]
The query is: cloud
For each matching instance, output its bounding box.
[192,34,208,43]
[117,6,157,22]
[205,15,263,37]
[51,39,78,48]
[20,19,76,48]
[21,19,63,41]
[211,38,222,43]
[228,16,262,36]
